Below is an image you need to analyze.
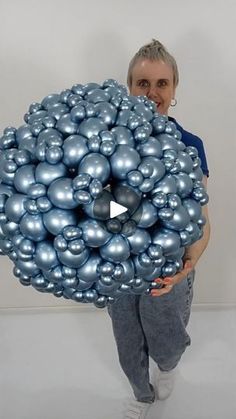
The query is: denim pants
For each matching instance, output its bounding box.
[107,271,195,402]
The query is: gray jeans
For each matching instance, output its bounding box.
[107,271,195,402]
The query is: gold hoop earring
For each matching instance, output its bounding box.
[170,98,177,107]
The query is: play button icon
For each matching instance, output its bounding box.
[83,183,143,225]
[110,201,128,218]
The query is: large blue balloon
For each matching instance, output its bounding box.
[0,80,208,308]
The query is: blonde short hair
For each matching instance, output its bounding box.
[127,39,179,88]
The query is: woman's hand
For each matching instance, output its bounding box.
[150,259,194,297]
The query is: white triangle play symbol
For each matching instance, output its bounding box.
[110,201,128,218]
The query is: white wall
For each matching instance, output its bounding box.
[0,0,235,307]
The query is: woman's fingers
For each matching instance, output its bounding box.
[151,284,174,297]
[151,262,194,297]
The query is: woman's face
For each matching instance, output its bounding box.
[129,59,176,115]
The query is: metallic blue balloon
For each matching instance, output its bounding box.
[100,234,130,262]
[157,133,180,151]
[16,259,40,276]
[152,228,181,256]
[135,199,158,228]
[86,88,110,103]
[127,228,151,254]
[79,219,112,247]
[174,173,193,198]
[35,241,59,270]
[127,170,144,187]
[111,126,134,146]
[19,238,35,255]
[5,194,27,222]
[68,239,85,254]
[1,221,19,237]
[141,156,165,183]
[54,235,68,252]
[48,178,77,209]
[160,206,190,231]
[144,266,162,282]
[79,152,110,184]
[182,198,202,222]
[41,94,60,109]
[56,114,78,135]
[43,208,77,235]
[57,247,90,268]
[94,102,117,125]
[63,226,82,240]
[77,252,102,282]
[36,197,52,212]
[62,135,89,167]
[177,151,194,173]
[151,174,177,195]
[19,213,47,242]
[28,184,46,199]
[48,103,69,120]
[78,117,107,139]
[110,145,141,179]
[0,183,15,200]
[14,165,36,194]
[35,162,67,186]
[46,146,63,164]
[16,125,32,144]
[133,255,155,277]
[76,279,94,291]
[118,260,135,283]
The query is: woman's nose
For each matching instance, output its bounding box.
[147,85,157,99]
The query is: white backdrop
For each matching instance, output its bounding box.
[0,0,235,308]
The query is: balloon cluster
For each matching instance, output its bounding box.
[0,80,208,308]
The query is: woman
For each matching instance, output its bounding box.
[108,39,210,419]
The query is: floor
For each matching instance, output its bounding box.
[0,305,235,419]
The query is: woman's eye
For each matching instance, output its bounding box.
[138,80,149,88]
[158,80,167,87]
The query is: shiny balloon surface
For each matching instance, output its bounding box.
[0,80,208,308]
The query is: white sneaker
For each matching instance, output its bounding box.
[154,367,177,400]
[123,399,152,419]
